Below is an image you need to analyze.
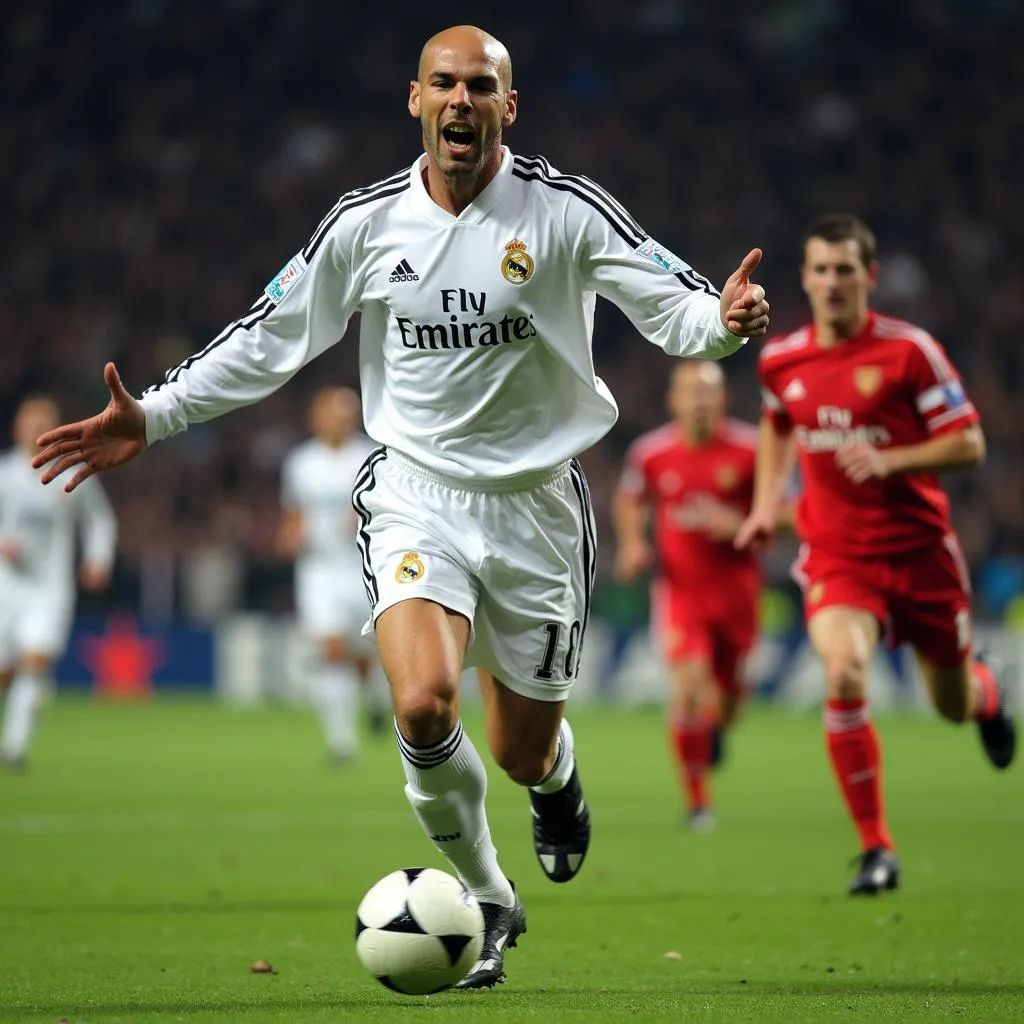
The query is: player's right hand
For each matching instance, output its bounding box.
[615,539,653,582]
[32,362,147,493]
[734,506,777,552]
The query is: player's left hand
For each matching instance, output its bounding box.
[720,248,770,337]
[835,443,891,484]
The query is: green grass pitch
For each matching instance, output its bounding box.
[1,697,1021,1023]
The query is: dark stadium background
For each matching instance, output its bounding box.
[4,0,1021,635]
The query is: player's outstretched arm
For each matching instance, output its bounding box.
[720,249,770,337]
[32,362,146,493]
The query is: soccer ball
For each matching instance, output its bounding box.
[355,867,484,995]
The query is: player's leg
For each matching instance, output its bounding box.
[707,596,758,771]
[311,634,361,763]
[1,651,51,767]
[469,458,596,894]
[377,598,515,904]
[807,603,899,893]
[476,667,590,885]
[897,537,1015,769]
[353,649,388,735]
[668,654,719,830]
[651,583,717,825]
[294,563,359,760]
[1,590,69,767]
[0,664,17,768]
[341,585,389,736]
[355,451,516,918]
[925,656,1016,770]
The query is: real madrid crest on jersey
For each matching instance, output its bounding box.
[501,240,534,284]
[396,551,425,584]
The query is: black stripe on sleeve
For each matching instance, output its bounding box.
[512,155,718,296]
[146,174,411,394]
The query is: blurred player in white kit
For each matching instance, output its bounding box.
[0,396,117,767]
[277,387,386,761]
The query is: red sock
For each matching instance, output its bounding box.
[672,716,712,811]
[970,660,1000,720]
[824,699,893,852]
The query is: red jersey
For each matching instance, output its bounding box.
[621,418,759,589]
[759,312,980,557]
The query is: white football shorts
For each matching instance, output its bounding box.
[0,577,74,666]
[295,558,373,646]
[352,448,596,702]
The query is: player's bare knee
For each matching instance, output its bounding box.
[677,686,704,718]
[494,746,550,787]
[392,680,459,746]
[824,653,868,702]
[672,659,711,717]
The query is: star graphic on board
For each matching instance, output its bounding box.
[78,613,166,697]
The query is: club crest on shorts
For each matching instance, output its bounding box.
[853,365,883,397]
[808,581,825,606]
[396,551,425,584]
[501,240,534,284]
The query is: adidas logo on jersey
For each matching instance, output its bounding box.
[389,259,419,283]
[783,378,807,401]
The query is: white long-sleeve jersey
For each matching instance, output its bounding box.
[0,449,117,585]
[141,149,745,480]
[281,433,377,565]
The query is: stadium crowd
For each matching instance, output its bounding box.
[4,0,1021,620]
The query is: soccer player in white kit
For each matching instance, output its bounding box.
[0,396,116,768]
[277,386,385,760]
[33,26,770,987]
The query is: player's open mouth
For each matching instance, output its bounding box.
[441,124,476,154]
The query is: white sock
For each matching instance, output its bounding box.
[311,662,359,758]
[531,718,576,794]
[1,672,43,760]
[396,720,515,908]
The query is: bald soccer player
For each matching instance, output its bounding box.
[34,26,769,987]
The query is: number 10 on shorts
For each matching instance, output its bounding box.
[534,620,582,681]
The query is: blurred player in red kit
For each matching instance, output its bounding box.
[736,213,1016,894]
[615,361,760,832]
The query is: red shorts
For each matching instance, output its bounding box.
[792,534,972,669]
[651,578,758,694]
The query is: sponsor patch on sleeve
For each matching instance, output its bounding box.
[941,380,967,409]
[634,237,692,274]
[265,253,308,304]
